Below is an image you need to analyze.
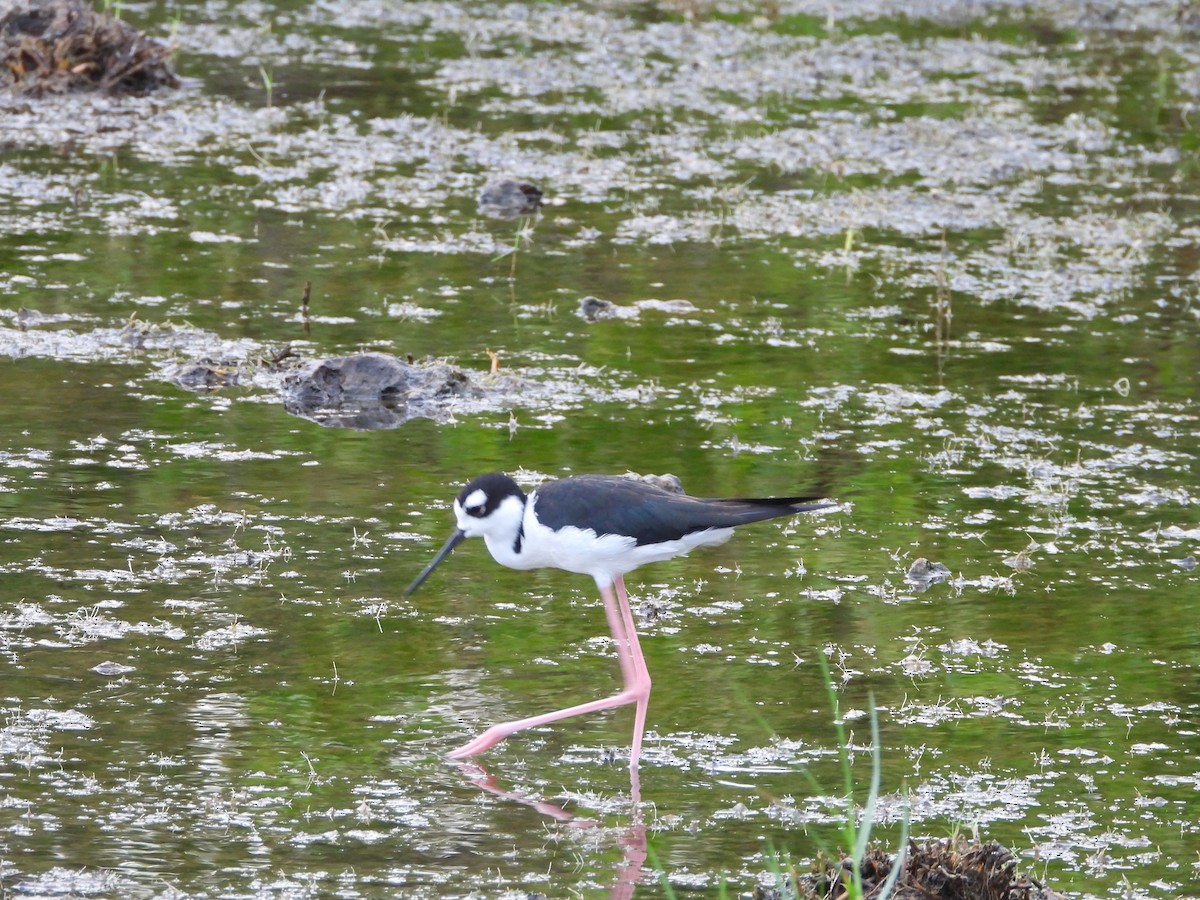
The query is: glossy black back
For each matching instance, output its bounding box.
[533,475,825,546]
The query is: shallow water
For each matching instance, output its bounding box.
[1,1,1198,897]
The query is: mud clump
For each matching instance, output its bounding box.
[906,557,952,592]
[761,837,1064,900]
[477,179,543,219]
[281,352,472,430]
[0,0,178,96]
[622,472,684,494]
[168,362,238,391]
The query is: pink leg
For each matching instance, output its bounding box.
[614,575,651,770]
[448,574,653,770]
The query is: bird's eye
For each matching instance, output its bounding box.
[459,487,491,518]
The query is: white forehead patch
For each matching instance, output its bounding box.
[461,488,489,511]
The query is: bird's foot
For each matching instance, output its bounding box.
[447,724,512,760]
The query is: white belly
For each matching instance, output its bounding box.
[483,510,734,583]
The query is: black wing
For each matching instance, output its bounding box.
[533,475,830,547]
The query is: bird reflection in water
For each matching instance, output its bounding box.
[454,759,647,899]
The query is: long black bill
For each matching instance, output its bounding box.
[403,529,466,597]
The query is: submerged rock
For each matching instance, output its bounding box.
[577,296,626,322]
[906,558,952,591]
[281,352,470,430]
[478,179,543,219]
[0,0,178,96]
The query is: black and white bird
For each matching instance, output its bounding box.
[404,472,833,771]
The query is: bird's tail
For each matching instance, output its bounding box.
[698,496,836,526]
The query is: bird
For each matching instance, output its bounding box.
[404,472,833,771]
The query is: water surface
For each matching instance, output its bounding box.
[1,1,1198,897]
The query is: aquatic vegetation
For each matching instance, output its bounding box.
[0,0,1197,897]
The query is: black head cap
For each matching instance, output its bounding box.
[456,472,526,518]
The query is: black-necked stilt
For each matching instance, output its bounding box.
[405,472,833,770]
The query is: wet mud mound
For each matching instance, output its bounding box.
[281,351,528,431]
[0,0,178,95]
[0,315,596,432]
[477,179,543,219]
[779,837,1063,900]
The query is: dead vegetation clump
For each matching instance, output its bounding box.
[759,836,1065,900]
[0,0,178,96]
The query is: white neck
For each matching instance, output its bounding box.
[461,494,529,569]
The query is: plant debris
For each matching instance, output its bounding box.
[0,0,178,96]
[576,295,699,322]
[761,837,1064,900]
